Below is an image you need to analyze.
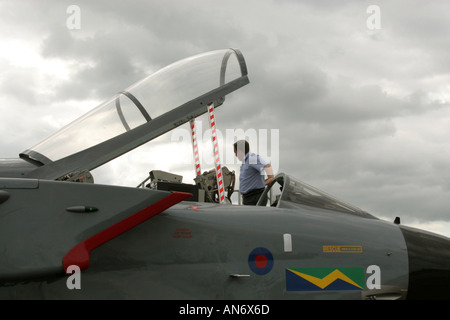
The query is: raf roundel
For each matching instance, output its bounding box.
[248,247,274,275]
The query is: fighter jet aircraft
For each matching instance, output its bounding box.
[0,49,449,300]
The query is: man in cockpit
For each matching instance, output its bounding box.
[233,140,274,205]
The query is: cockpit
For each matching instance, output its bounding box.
[134,166,374,218]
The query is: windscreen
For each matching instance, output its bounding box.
[21,49,246,164]
[277,174,375,218]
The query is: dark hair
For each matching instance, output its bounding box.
[233,140,250,154]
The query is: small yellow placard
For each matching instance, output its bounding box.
[323,245,363,253]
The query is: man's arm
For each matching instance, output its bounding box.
[264,164,274,186]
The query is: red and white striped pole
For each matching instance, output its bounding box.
[207,104,226,204]
[189,119,202,177]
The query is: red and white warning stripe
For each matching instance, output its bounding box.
[190,119,202,177]
[207,104,226,204]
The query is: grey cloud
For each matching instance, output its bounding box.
[36,0,248,102]
[0,63,38,105]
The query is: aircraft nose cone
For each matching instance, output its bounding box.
[400,225,450,299]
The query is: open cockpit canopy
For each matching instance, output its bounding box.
[20,49,248,179]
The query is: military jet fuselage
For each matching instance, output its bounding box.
[0,49,449,299]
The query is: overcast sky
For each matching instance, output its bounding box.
[0,0,449,237]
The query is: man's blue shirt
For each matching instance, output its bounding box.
[239,152,269,194]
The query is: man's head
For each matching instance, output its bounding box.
[233,140,249,161]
